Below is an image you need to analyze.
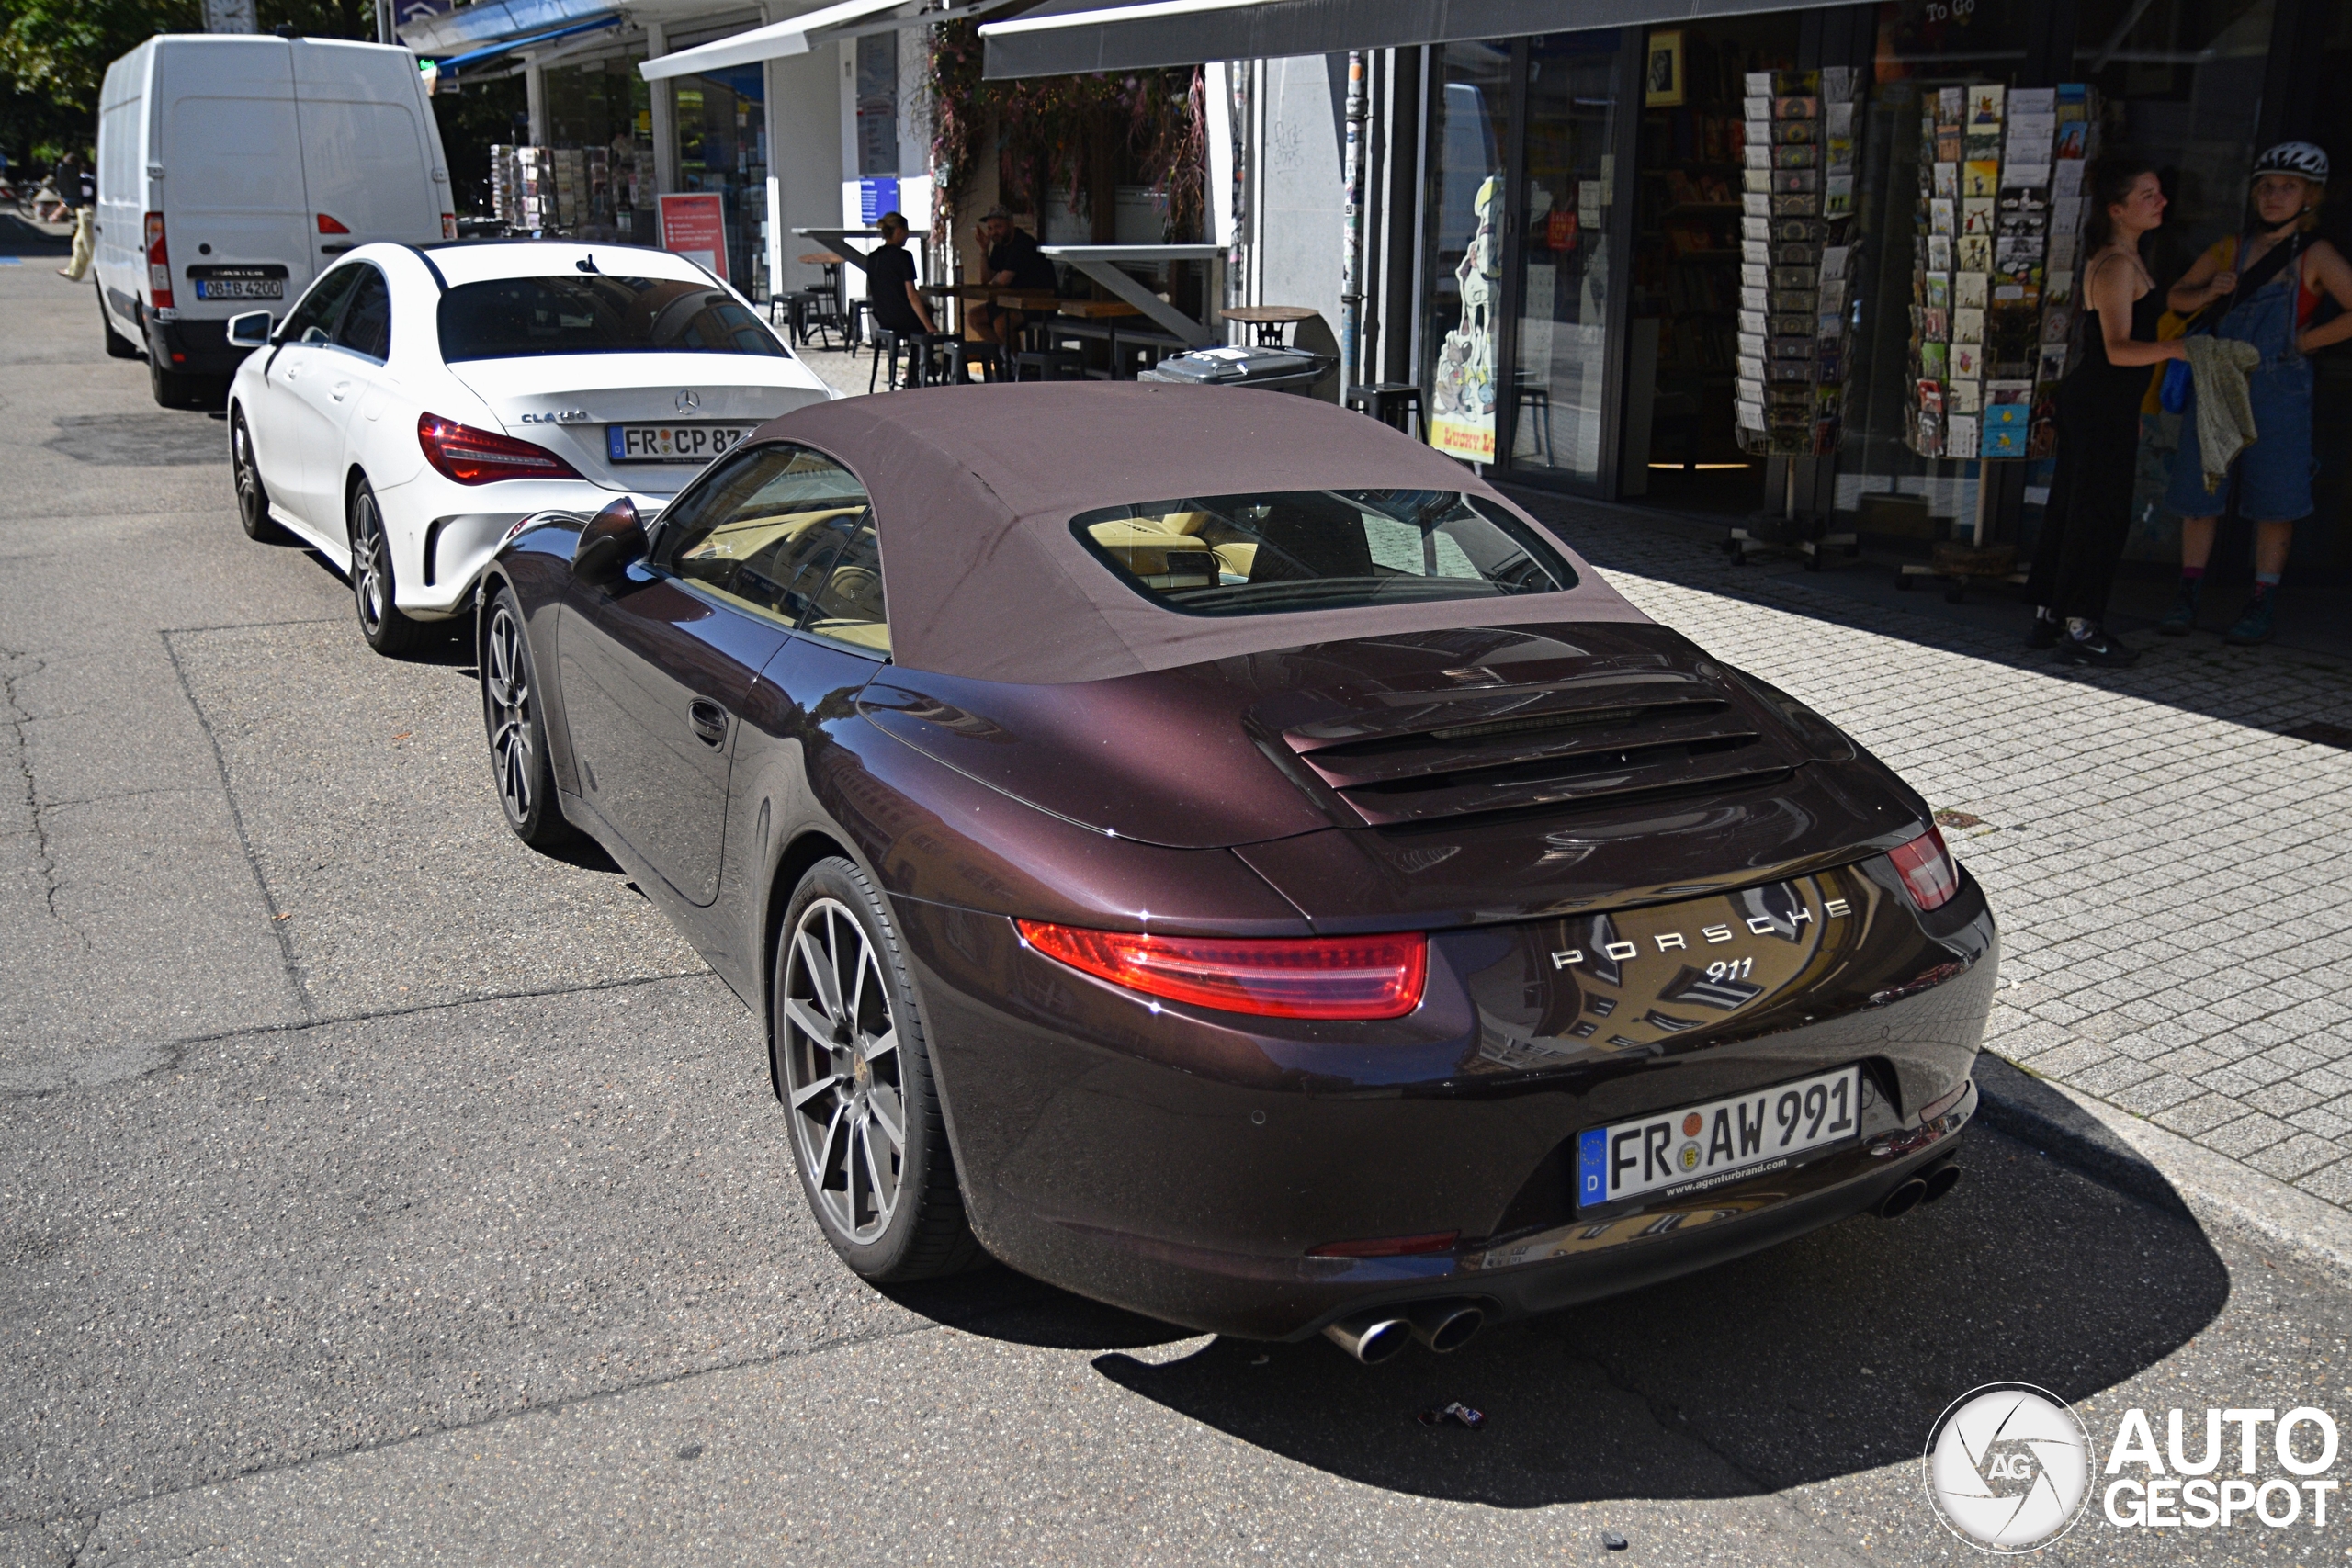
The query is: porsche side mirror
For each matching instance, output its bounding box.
[227,310,274,348]
[572,495,648,584]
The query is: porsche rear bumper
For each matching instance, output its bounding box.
[899,864,1997,1341]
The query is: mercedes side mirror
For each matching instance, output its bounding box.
[572,495,648,584]
[227,310,274,348]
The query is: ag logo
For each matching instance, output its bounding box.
[1924,1383,2090,1553]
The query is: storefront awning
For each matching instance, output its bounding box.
[981,0,1849,78]
[427,12,621,73]
[398,0,610,55]
[641,0,928,78]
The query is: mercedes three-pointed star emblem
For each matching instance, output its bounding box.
[675,389,700,414]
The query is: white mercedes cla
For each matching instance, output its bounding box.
[223,240,836,654]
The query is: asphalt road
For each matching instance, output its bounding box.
[3,263,2346,1567]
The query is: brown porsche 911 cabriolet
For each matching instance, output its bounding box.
[476,384,1993,1362]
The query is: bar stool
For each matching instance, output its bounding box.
[1012,344,1086,380]
[1345,382,1424,438]
[869,329,935,392]
[934,341,1001,385]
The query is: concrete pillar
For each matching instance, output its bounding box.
[647,21,679,199]
[526,61,548,145]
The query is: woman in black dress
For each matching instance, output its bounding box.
[2026,157,2188,666]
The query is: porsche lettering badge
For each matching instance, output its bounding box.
[1549,897,1853,969]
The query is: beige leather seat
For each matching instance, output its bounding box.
[1086,512,1253,583]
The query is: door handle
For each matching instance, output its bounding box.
[330,380,351,401]
[687,699,729,747]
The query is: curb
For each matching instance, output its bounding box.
[1973,1052,2352,1284]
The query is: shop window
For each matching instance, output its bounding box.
[662,31,773,300]
[858,33,899,176]
[1422,41,1513,463]
[1512,32,1625,486]
[1622,16,1800,513]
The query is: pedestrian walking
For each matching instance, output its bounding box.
[55,152,95,281]
[2026,156,2188,667]
[2155,141,2352,645]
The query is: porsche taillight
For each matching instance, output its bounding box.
[1887,824,1959,911]
[417,414,582,485]
[143,211,172,308]
[1016,921,1427,1021]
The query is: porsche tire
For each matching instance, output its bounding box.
[480,586,575,852]
[349,479,425,657]
[775,857,981,1283]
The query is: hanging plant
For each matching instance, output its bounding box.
[928,18,1203,244]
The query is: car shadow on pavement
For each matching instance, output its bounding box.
[882,1265,1207,1353]
[1063,1132,2229,1506]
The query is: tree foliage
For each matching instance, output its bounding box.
[929,17,1203,243]
[0,0,369,160]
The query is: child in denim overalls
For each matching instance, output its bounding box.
[2159,142,2352,646]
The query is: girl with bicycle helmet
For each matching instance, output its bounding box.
[2158,141,2352,645]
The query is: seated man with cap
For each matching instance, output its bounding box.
[970,206,1059,358]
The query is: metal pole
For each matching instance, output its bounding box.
[1340,51,1366,397]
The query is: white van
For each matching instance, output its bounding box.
[96,34,453,407]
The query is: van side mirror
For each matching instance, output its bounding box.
[572,496,648,584]
[227,310,274,348]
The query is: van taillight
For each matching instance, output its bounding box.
[143,211,172,309]
[441,212,457,240]
[316,213,351,235]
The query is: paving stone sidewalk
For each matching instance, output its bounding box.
[1507,487,2352,1212]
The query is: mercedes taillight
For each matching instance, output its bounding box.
[416,415,582,485]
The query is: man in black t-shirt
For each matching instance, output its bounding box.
[972,206,1059,350]
[865,212,935,386]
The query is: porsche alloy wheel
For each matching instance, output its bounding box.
[785,897,906,1245]
[480,588,571,850]
[349,480,423,656]
[231,411,277,542]
[775,860,979,1280]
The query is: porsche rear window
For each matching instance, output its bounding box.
[436,276,787,361]
[1070,490,1576,616]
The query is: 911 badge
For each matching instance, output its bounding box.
[1550,897,1852,970]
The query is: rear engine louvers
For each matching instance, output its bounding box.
[1277,691,1800,827]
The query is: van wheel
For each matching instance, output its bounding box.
[349,479,426,657]
[148,353,203,409]
[98,286,139,359]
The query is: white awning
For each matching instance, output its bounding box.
[639,0,910,79]
[979,0,1853,77]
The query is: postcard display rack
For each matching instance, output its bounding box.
[1898,84,2098,592]
[1728,69,1863,568]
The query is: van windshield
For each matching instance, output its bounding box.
[437,276,788,361]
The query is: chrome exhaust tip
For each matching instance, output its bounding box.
[1323,1310,1413,1364]
[1875,1176,1929,1220]
[1920,1161,1962,1204]
[1408,1300,1485,1354]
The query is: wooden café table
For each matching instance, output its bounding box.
[1220,304,1318,345]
